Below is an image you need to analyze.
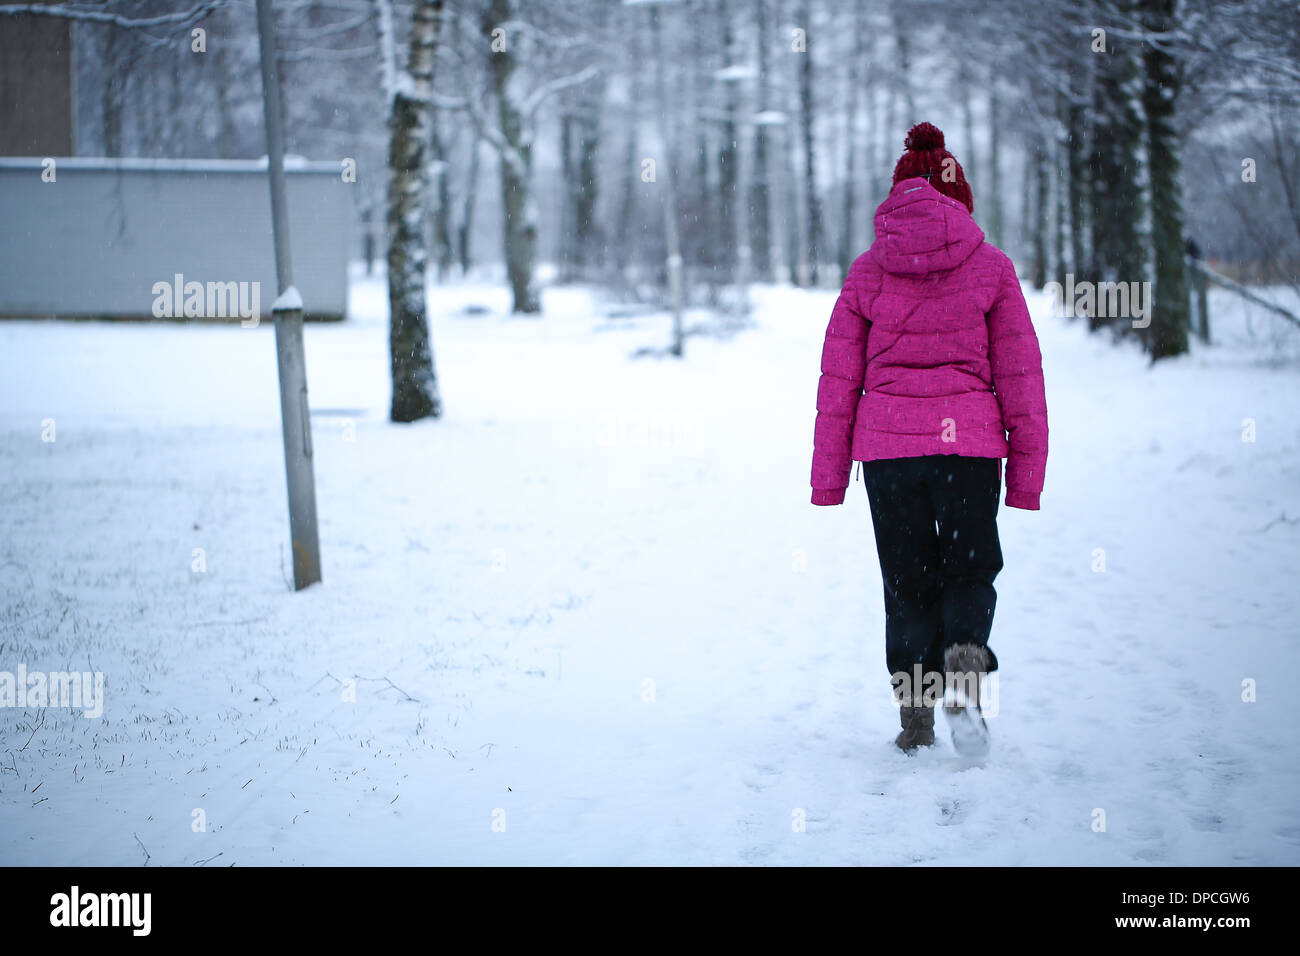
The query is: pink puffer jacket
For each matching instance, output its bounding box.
[810,177,1048,510]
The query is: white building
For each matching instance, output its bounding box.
[0,157,352,321]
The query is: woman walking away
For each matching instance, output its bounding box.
[809,122,1048,757]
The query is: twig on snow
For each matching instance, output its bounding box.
[1251,511,1300,534]
[314,671,420,703]
[18,709,45,752]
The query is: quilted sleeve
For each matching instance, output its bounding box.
[987,255,1048,510]
[810,265,871,505]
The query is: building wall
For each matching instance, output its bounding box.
[0,158,351,320]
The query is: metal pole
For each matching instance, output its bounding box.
[256,0,321,589]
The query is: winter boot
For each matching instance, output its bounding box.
[895,703,936,752]
[943,642,992,756]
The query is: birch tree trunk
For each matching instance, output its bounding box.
[430,113,454,280]
[486,0,540,314]
[379,0,443,422]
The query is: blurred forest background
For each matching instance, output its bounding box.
[4,0,1299,363]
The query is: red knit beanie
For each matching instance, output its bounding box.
[891,122,973,213]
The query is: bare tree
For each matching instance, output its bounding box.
[377,0,443,421]
[749,0,774,281]
[1140,0,1191,359]
[797,0,821,285]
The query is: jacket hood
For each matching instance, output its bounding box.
[869,177,984,276]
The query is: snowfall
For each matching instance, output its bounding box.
[2,268,1298,866]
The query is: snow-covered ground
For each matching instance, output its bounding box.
[2,271,1298,866]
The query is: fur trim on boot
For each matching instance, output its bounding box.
[943,642,992,756]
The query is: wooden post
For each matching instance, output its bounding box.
[1187,254,1300,334]
[257,0,322,589]
[1193,261,1210,345]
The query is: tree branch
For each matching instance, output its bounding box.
[521,64,600,120]
[0,1,223,28]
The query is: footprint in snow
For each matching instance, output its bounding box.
[1273,825,1300,845]
[937,797,966,826]
[740,843,776,863]
[742,764,783,791]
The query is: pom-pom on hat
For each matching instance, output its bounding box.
[892,122,973,213]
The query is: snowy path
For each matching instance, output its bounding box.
[2,275,1298,865]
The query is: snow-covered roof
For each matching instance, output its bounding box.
[0,156,339,174]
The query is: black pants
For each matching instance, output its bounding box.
[862,455,1002,683]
